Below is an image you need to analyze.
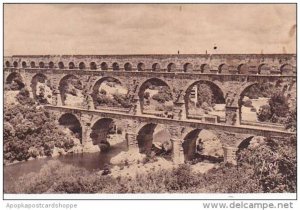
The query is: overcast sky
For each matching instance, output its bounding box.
[4,4,296,55]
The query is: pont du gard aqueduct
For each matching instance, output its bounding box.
[4,54,296,165]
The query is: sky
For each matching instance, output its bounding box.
[4,4,296,55]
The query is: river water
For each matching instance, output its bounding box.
[4,144,127,191]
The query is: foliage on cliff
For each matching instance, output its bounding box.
[4,89,75,163]
[257,91,290,123]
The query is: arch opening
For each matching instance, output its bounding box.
[58,113,82,144]
[258,64,270,74]
[124,62,133,71]
[137,123,172,157]
[182,129,224,163]
[280,64,293,75]
[69,62,75,69]
[101,62,108,70]
[58,62,64,69]
[167,63,176,72]
[239,81,290,126]
[183,63,193,72]
[218,64,229,74]
[200,64,210,73]
[138,78,173,118]
[5,72,25,91]
[13,61,18,68]
[5,61,11,67]
[22,61,27,68]
[112,62,120,71]
[39,62,45,68]
[79,62,86,70]
[59,75,83,108]
[49,61,54,69]
[185,81,225,122]
[236,136,267,162]
[238,64,249,74]
[30,61,36,68]
[137,62,145,71]
[31,73,52,104]
[91,118,126,152]
[91,77,131,110]
[90,62,97,70]
[152,63,160,71]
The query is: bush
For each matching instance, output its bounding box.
[4,93,77,163]
[243,99,253,108]
[269,91,289,118]
[144,91,150,99]
[257,104,272,122]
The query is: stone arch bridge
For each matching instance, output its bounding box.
[4,54,296,164]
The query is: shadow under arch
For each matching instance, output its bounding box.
[182,129,224,163]
[137,123,157,154]
[90,118,118,151]
[184,80,225,119]
[6,72,25,90]
[91,76,129,109]
[30,73,49,101]
[58,113,83,144]
[138,78,173,116]
[58,74,83,106]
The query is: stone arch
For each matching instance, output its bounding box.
[30,61,36,68]
[137,123,172,155]
[280,64,293,75]
[39,61,45,68]
[49,61,54,69]
[167,63,176,72]
[58,74,83,107]
[13,61,18,68]
[124,62,133,71]
[91,77,129,110]
[69,62,75,69]
[79,62,86,70]
[152,63,160,71]
[218,63,229,74]
[90,62,97,70]
[58,62,64,69]
[112,62,120,71]
[238,64,249,74]
[90,118,116,151]
[30,73,51,103]
[22,61,27,68]
[201,64,210,73]
[258,64,270,74]
[5,72,25,90]
[5,61,11,67]
[236,135,267,156]
[58,113,83,144]
[137,62,145,71]
[182,129,224,162]
[101,62,108,70]
[184,80,225,119]
[137,123,157,154]
[183,63,193,72]
[237,136,255,151]
[237,82,271,125]
[138,78,173,116]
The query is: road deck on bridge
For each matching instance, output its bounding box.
[45,105,295,138]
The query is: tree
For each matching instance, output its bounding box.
[196,84,213,107]
[269,91,289,118]
[257,104,272,122]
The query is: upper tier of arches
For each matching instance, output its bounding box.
[4,59,296,76]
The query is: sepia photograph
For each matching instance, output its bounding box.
[2,2,297,202]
